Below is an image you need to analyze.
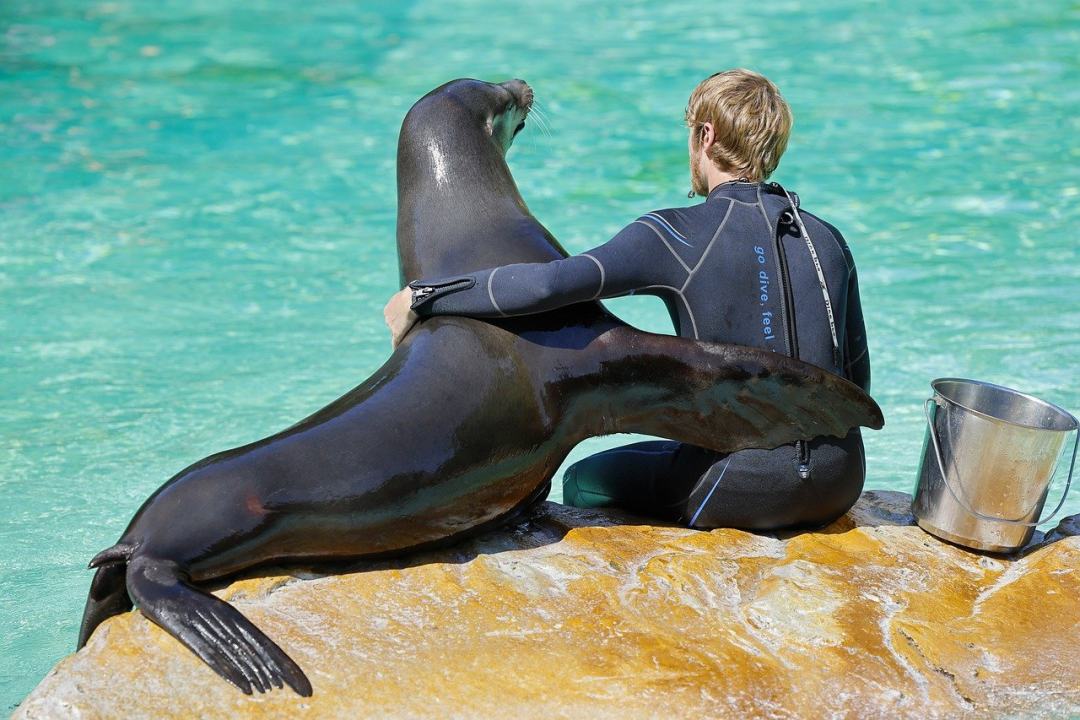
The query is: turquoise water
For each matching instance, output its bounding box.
[2,0,1078,709]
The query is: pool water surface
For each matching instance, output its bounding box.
[2,0,1077,708]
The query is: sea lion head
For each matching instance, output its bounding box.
[436,78,532,155]
[396,77,547,283]
[400,78,534,162]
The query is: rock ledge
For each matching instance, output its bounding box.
[14,491,1080,719]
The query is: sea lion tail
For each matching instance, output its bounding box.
[88,542,135,569]
[77,559,133,648]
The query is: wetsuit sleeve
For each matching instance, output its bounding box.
[842,246,871,393]
[408,220,681,318]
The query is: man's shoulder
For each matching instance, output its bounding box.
[796,207,846,243]
[762,184,854,266]
[791,205,855,270]
[768,186,847,245]
[630,205,699,247]
[636,204,701,225]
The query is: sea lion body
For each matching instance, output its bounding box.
[78,79,883,696]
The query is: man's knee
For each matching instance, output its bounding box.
[561,464,585,508]
[561,462,615,509]
[788,469,865,529]
[684,461,865,532]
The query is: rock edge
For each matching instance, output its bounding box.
[14,491,1080,719]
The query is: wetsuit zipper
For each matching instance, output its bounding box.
[775,214,813,480]
[408,277,477,312]
[773,224,799,358]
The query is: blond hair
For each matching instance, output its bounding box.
[685,69,792,182]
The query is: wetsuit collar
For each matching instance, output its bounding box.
[705,180,764,204]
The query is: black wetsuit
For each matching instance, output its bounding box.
[410,181,871,530]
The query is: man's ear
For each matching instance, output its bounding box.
[699,122,715,152]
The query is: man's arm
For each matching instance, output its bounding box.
[414,219,684,317]
[409,253,606,318]
[385,217,688,345]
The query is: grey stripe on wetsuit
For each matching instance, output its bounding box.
[409,181,871,530]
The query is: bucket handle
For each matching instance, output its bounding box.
[924,397,1077,527]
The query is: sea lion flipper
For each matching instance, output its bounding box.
[78,562,132,648]
[604,333,884,453]
[127,556,312,696]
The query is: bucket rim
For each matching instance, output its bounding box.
[930,377,1079,432]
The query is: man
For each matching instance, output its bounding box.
[384,69,870,530]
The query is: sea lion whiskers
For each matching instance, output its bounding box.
[527,100,552,138]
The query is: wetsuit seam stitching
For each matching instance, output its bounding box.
[688,456,733,526]
[679,291,700,339]
[581,253,605,300]
[635,221,692,274]
[754,186,774,234]
[643,212,690,244]
[487,266,508,317]
[683,199,735,290]
[633,284,699,339]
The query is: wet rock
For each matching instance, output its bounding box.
[14,491,1079,719]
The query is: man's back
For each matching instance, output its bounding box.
[408,180,869,393]
[636,181,868,390]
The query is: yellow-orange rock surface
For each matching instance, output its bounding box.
[14,491,1080,719]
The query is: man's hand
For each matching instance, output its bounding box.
[384,287,420,348]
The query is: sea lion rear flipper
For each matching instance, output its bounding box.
[603,332,884,453]
[126,556,312,696]
[78,562,133,648]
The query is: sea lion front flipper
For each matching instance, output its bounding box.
[126,556,312,696]
[600,330,884,453]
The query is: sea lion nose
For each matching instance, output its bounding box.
[503,78,533,110]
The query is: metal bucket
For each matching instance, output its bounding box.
[913,378,1078,553]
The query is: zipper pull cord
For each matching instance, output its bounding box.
[780,188,842,371]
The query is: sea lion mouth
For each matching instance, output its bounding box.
[490,79,533,149]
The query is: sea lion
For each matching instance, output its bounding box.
[77,78,883,696]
